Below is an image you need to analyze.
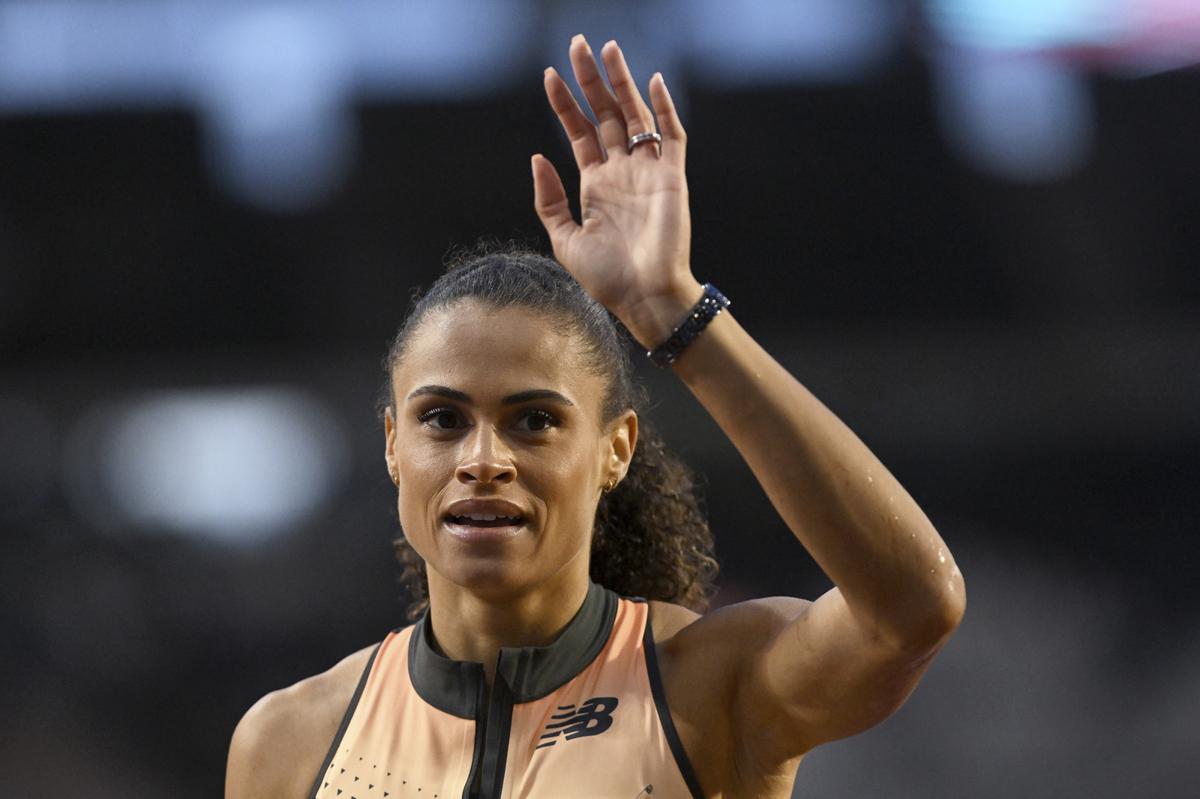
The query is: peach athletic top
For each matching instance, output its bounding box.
[308,581,704,799]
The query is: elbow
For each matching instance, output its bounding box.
[923,566,967,646]
[938,579,966,640]
[891,566,966,654]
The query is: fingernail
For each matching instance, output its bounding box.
[605,39,617,49]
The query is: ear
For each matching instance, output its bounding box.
[603,409,638,487]
[384,406,399,485]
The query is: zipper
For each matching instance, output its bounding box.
[462,654,521,799]
[462,676,489,799]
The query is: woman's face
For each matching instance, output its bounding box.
[384,301,636,600]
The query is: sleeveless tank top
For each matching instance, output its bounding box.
[308,581,705,799]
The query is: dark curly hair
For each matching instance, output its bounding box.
[379,238,719,621]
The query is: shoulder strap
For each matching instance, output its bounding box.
[642,616,706,799]
[306,641,384,799]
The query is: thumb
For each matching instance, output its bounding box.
[531,154,578,251]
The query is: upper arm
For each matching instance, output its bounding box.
[733,588,959,768]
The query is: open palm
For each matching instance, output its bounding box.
[532,36,697,336]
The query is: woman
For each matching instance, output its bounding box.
[226,35,965,799]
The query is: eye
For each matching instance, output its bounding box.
[519,408,559,433]
[417,406,461,430]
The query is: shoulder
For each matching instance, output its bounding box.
[646,598,700,643]
[649,594,811,652]
[225,643,379,799]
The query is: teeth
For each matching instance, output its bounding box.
[452,514,521,523]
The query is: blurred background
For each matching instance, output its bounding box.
[1,0,1198,796]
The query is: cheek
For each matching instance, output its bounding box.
[545,453,602,525]
[395,449,447,538]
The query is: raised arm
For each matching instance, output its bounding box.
[627,286,965,759]
[532,35,964,769]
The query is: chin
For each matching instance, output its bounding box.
[434,556,536,599]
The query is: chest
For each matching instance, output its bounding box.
[314,597,702,799]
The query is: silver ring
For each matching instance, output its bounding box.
[626,131,663,154]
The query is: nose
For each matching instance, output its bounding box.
[454,423,516,487]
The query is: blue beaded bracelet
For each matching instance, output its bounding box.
[647,283,731,368]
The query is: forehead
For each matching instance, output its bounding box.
[395,302,595,400]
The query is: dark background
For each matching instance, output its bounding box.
[1,2,1198,797]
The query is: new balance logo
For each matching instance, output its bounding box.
[535,696,619,749]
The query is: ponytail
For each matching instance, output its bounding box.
[590,415,718,611]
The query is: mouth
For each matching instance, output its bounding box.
[442,515,529,541]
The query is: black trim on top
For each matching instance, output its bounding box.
[409,580,617,718]
[307,641,384,799]
[408,618,486,718]
[642,609,707,799]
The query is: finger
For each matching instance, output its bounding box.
[543,67,604,170]
[568,34,627,156]
[600,40,659,160]
[647,72,687,167]
[531,154,578,252]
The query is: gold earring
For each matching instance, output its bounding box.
[603,478,616,493]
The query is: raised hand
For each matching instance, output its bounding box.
[532,35,701,346]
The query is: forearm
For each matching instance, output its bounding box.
[625,279,965,647]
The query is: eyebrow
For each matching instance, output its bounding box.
[406,385,576,408]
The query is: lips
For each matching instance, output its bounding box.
[441,498,531,541]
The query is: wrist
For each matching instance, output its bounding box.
[621,278,706,350]
[644,282,731,369]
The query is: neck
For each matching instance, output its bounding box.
[425,561,591,687]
